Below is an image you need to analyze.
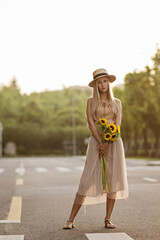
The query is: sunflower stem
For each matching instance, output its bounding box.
[103,157,111,192]
[100,157,111,192]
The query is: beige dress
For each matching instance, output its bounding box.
[74,98,129,205]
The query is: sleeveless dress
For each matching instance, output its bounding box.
[74,98,129,205]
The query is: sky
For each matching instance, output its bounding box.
[0,0,160,94]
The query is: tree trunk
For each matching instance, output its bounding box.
[134,130,138,156]
[143,130,148,157]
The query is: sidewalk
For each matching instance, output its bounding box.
[146,160,160,166]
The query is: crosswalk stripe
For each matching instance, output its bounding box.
[143,177,158,182]
[1,166,84,174]
[55,167,71,172]
[85,232,134,240]
[0,220,20,223]
[35,167,48,172]
[15,168,25,173]
[0,168,5,174]
[4,166,158,174]
[0,235,24,239]
[7,197,22,221]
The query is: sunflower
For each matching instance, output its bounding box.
[111,134,117,141]
[109,123,116,133]
[99,118,107,125]
[117,125,120,134]
[104,133,112,140]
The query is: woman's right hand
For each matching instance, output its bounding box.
[98,142,109,158]
[98,144,104,158]
[98,144,102,153]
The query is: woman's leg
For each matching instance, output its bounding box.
[69,193,86,220]
[106,196,116,219]
[69,202,83,220]
[63,194,86,228]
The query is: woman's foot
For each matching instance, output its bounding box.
[63,218,75,229]
[104,218,116,228]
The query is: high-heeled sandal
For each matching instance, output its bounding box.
[104,218,116,228]
[63,218,75,229]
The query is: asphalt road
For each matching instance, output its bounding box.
[0,156,160,240]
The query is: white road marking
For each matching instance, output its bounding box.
[143,177,158,182]
[0,168,5,174]
[15,168,26,173]
[0,235,24,240]
[85,232,134,240]
[55,167,71,172]
[0,220,20,223]
[75,166,84,171]
[35,167,48,172]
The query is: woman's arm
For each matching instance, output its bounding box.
[86,98,102,145]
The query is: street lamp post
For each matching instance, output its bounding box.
[0,122,3,158]
[72,97,77,155]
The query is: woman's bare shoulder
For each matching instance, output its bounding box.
[87,97,93,103]
[114,97,121,104]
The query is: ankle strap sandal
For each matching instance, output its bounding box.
[104,218,116,228]
[63,218,75,229]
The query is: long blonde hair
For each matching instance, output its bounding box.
[91,78,118,121]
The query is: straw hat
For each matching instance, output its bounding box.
[89,68,116,87]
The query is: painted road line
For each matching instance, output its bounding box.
[15,168,25,174]
[0,168,5,174]
[0,220,20,223]
[143,177,158,182]
[35,167,48,172]
[7,196,22,221]
[0,235,24,240]
[16,178,23,185]
[20,162,24,168]
[75,166,84,171]
[55,167,71,172]
[85,232,134,240]
[19,172,24,176]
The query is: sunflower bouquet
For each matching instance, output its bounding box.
[97,117,120,192]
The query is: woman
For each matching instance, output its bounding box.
[63,68,129,229]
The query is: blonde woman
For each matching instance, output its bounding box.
[63,68,129,229]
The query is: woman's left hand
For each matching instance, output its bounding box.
[98,142,108,158]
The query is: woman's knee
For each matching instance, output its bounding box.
[74,193,86,205]
[107,192,117,199]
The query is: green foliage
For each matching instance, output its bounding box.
[0,84,92,155]
[122,48,160,157]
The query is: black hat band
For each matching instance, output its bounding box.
[94,72,109,79]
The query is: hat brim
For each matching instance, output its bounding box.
[88,74,116,87]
